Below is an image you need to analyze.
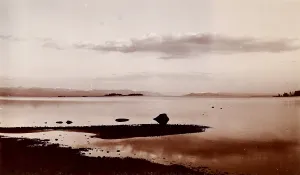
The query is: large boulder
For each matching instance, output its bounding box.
[153,113,169,125]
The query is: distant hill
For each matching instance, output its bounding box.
[183,92,275,98]
[0,87,162,97]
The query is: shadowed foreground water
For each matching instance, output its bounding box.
[93,135,299,175]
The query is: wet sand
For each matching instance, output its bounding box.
[0,136,229,175]
[0,125,220,174]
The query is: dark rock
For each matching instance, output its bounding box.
[220,108,222,109]
[104,93,123,97]
[211,106,214,108]
[44,122,47,124]
[115,118,129,122]
[117,150,120,152]
[153,113,169,125]
[66,120,73,124]
[56,121,63,124]
[55,139,58,141]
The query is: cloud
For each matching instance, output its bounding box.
[0,35,65,50]
[2,33,299,58]
[73,33,300,58]
[95,72,212,81]
[0,35,24,42]
[42,40,64,50]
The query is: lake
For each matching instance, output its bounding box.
[0,96,299,175]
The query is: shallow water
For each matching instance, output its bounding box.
[0,96,300,175]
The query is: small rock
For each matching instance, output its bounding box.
[66,120,73,124]
[115,118,129,122]
[44,122,47,124]
[56,121,63,124]
[117,150,120,152]
[107,151,109,153]
[55,139,58,141]
[220,108,222,109]
[153,113,169,125]
[212,106,214,108]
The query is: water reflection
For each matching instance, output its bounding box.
[92,134,300,175]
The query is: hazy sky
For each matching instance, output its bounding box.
[1,0,300,94]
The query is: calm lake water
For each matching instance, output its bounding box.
[0,96,300,175]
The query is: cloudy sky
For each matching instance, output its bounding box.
[1,0,300,94]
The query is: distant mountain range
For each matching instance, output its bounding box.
[1,87,294,98]
[183,92,275,98]
[0,87,162,97]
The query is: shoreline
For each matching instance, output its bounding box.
[0,124,210,139]
[0,136,221,175]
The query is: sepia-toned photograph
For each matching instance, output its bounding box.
[0,0,299,175]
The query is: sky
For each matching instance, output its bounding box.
[0,0,300,94]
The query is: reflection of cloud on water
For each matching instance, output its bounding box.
[93,135,300,175]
